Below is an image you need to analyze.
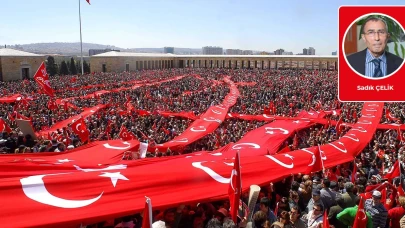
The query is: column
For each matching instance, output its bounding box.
[311,61,314,70]
[326,61,330,70]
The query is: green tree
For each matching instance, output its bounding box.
[69,57,77,75]
[46,56,58,76]
[356,15,405,58]
[60,60,69,75]
[76,60,81,74]
[83,60,90,74]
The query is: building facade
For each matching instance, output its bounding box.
[164,47,174,54]
[0,49,44,81]
[308,47,315,55]
[274,49,284,55]
[202,46,223,55]
[90,51,338,72]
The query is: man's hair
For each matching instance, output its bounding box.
[362,16,389,34]
[290,205,301,214]
[344,182,354,192]
[260,197,270,207]
[323,179,330,188]
[314,202,324,212]
[253,211,268,228]
[291,181,300,191]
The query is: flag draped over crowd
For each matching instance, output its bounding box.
[0,64,396,227]
[0,99,384,227]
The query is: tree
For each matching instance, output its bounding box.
[83,60,90,74]
[69,57,77,75]
[60,60,69,75]
[357,15,405,58]
[46,56,58,76]
[76,60,81,74]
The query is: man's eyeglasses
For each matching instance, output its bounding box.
[365,30,388,37]
[313,208,322,211]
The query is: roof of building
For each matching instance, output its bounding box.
[178,54,336,58]
[92,51,337,59]
[0,48,44,57]
[93,51,175,57]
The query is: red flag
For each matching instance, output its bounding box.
[384,160,400,181]
[381,187,388,208]
[398,185,405,197]
[306,145,324,174]
[323,210,330,228]
[142,197,152,228]
[47,99,57,111]
[277,145,291,154]
[119,126,136,141]
[228,151,242,223]
[353,197,368,228]
[71,117,90,143]
[0,118,12,133]
[86,0,90,4]
[386,109,400,121]
[33,62,55,97]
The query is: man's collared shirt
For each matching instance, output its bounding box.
[365,49,387,78]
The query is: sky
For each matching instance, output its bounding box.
[1,0,404,55]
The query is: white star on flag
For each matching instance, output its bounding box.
[99,172,129,187]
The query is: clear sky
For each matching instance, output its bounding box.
[1,0,404,55]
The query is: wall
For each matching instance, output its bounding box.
[0,56,44,81]
[90,57,175,72]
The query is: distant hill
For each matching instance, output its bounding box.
[5,42,202,56]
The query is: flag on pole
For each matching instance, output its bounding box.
[322,210,330,228]
[142,196,152,228]
[228,150,242,223]
[33,62,55,97]
[71,117,90,143]
[353,197,368,228]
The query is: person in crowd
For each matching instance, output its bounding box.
[289,206,306,228]
[365,190,388,228]
[336,197,373,228]
[389,196,405,228]
[305,202,324,228]
[341,182,357,208]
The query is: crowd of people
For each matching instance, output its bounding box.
[1,68,405,227]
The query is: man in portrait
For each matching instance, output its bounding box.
[346,16,404,78]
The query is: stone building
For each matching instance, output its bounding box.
[0,49,44,81]
[90,51,338,72]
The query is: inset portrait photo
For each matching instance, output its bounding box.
[343,13,405,80]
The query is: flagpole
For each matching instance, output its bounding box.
[79,0,84,75]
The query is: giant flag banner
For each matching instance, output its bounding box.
[0,103,383,227]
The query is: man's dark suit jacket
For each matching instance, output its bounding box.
[346,48,404,76]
